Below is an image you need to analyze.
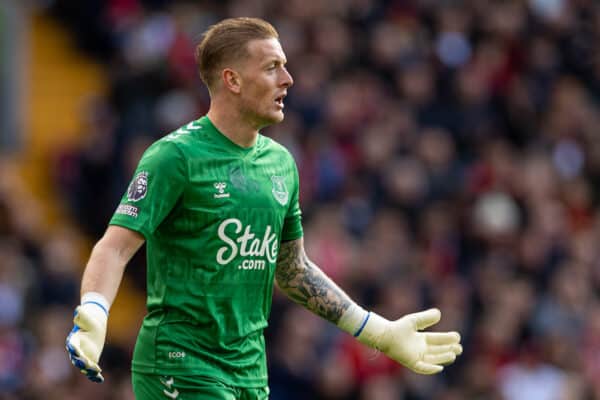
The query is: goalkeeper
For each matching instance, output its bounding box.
[66,17,462,399]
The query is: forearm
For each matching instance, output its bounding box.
[81,243,127,306]
[275,238,353,324]
[80,225,144,306]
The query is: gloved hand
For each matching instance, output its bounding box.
[355,308,462,374]
[65,298,108,383]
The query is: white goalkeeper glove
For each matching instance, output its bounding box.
[65,292,109,383]
[338,306,462,375]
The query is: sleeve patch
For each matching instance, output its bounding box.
[127,171,149,202]
[115,204,139,217]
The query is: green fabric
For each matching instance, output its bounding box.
[131,372,270,400]
[110,116,303,387]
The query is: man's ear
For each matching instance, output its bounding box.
[222,68,241,94]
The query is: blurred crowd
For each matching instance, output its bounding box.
[3,0,600,398]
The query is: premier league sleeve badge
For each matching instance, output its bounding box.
[127,171,149,202]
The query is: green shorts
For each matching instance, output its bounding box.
[131,372,270,400]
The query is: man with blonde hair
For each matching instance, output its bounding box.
[66,17,462,399]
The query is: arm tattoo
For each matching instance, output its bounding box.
[275,238,352,324]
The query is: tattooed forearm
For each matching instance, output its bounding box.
[275,238,352,324]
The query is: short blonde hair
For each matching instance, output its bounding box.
[195,17,279,91]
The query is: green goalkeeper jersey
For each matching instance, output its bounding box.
[109,116,303,387]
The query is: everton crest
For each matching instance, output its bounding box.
[271,175,289,206]
[127,171,149,202]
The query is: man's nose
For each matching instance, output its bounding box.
[281,68,294,88]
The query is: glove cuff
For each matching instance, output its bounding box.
[82,292,110,316]
[337,303,368,336]
[355,312,389,350]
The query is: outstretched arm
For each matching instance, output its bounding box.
[275,238,463,375]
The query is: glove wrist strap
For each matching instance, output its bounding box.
[356,312,388,348]
[337,303,368,335]
[338,306,391,349]
[82,292,110,316]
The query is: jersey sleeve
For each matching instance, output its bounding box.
[281,158,303,242]
[109,139,186,239]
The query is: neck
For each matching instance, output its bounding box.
[207,98,258,148]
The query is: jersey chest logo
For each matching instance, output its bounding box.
[213,182,230,198]
[271,176,289,206]
[216,218,278,269]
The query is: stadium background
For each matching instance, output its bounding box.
[2,0,600,399]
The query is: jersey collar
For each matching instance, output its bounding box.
[200,116,260,156]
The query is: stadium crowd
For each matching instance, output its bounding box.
[3,0,600,398]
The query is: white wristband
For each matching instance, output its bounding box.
[81,292,110,315]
